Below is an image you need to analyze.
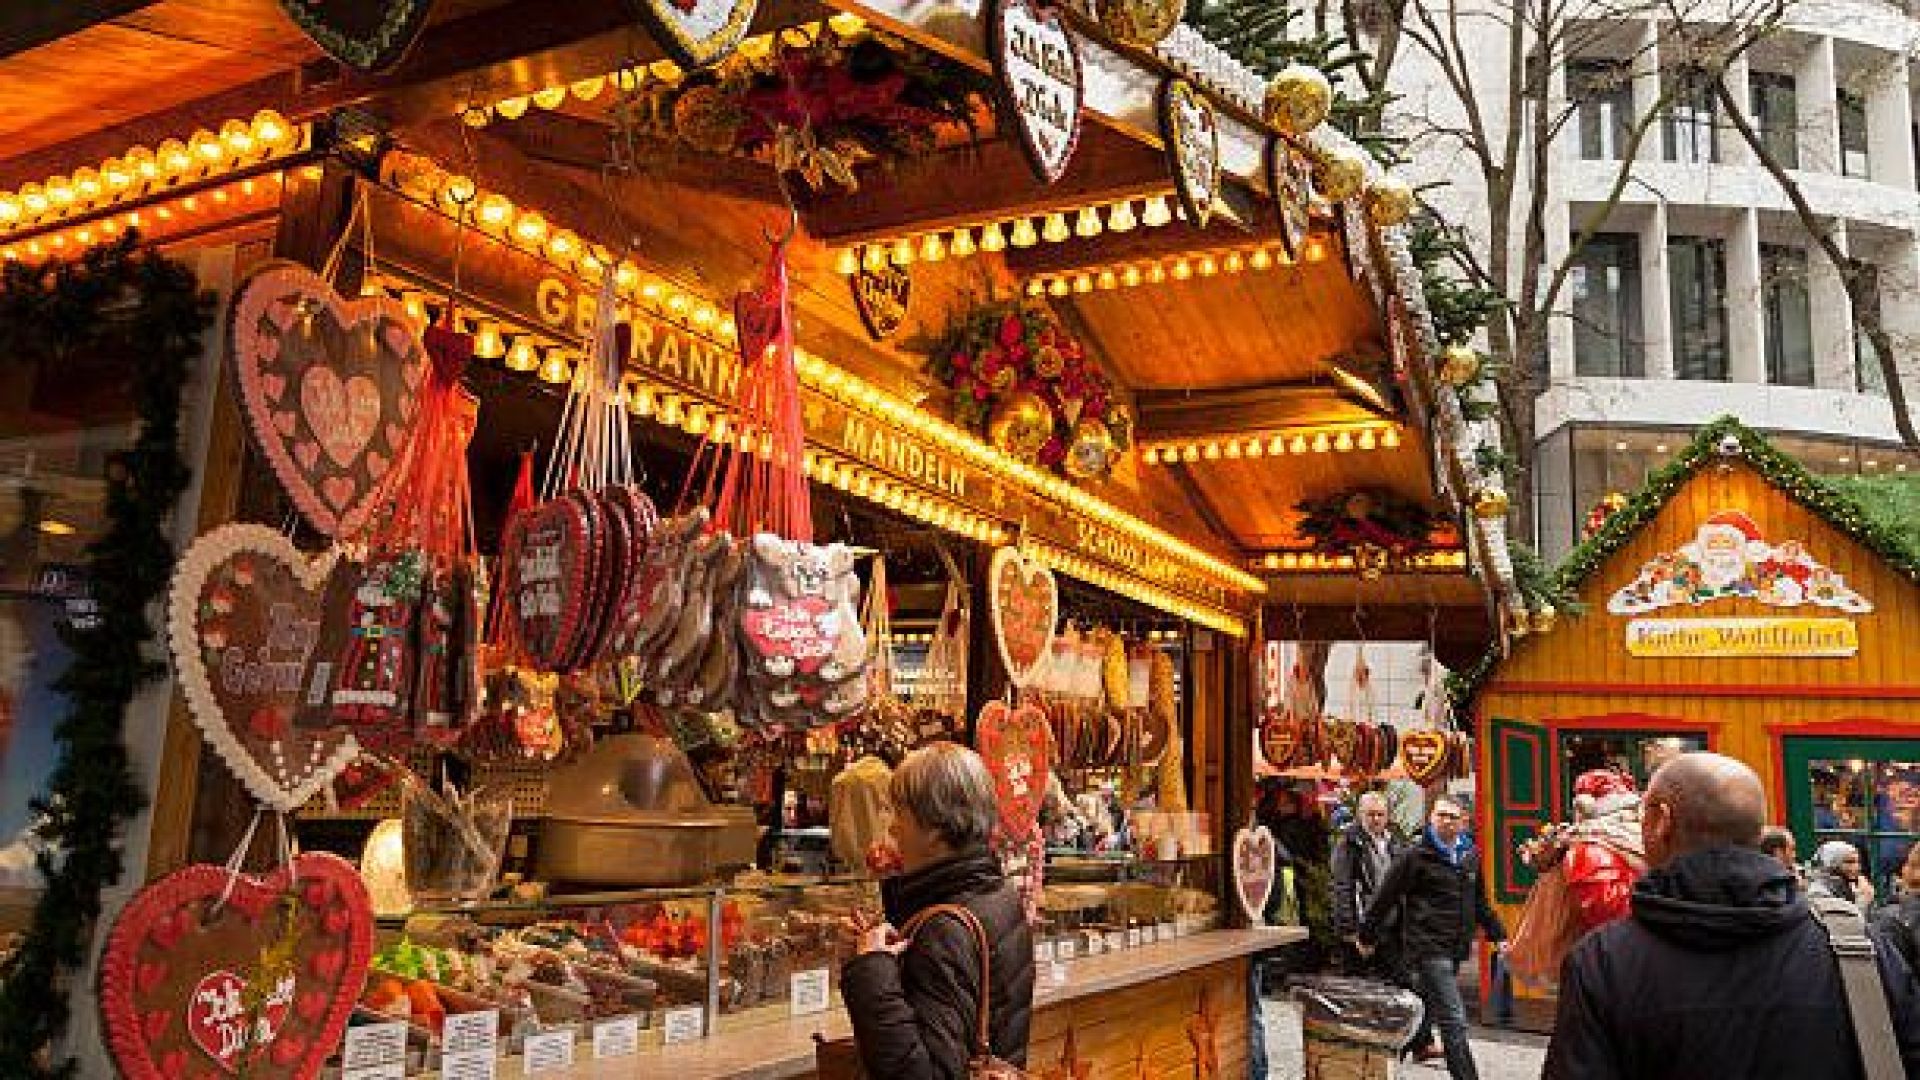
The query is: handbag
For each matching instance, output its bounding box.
[815,903,1028,1080]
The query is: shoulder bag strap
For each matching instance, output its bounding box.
[901,902,995,1057]
[1812,895,1904,1080]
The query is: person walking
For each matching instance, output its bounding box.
[1871,841,1920,973]
[1545,752,1920,1079]
[1332,791,1406,973]
[1811,839,1879,909]
[1760,825,1804,886]
[1358,794,1507,1079]
[841,742,1035,1079]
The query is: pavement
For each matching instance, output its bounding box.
[1259,997,1550,1079]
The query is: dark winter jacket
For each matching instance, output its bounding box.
[841,848,1035,1080]
[1545,846,1920,1079]
[1873,892,1920,977]
[1359,829,1505,963]
[1332,824,1407,939]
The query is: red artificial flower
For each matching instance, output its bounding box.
[951,352,972,372]
[1038,436,1067,466]
[999,313,1024,348]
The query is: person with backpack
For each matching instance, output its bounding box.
[1545,752,1920,1079]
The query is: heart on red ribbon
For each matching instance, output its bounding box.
[977,699,1052,840]
[228,260,428,539]
[1399,729,1451,786]
[100,854,373,1080]
[988,546,1058,689]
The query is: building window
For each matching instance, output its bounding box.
[1668,236,1729,381]
[1840,90,1871,178]
[1762,244,1815,386]
[1855,263,1888,395]
[1663,66,1718,164]
[1750,71,1799,169]
[1570,233,1645,377]
[1571,59,1634,161]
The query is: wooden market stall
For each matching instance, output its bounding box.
[0,2,1513,1077]
[1471,417,1920,938]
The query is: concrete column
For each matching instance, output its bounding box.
[1728,209,1766,383]
[1875,238,1920,397]
[1724,50,1756,167]
[1799,37,1841,175]
[1642,206,1676,379]
[1632,21,1663,162]
[1812,221,1856,390]
[1865,58,1915,190]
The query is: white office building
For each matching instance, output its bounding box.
[1382,0,1920,558]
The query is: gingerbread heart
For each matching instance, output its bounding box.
[1399,729,1450,786]
[499,495,597,672]
[1161,77,1221,228]
[229,260,428,539]
[991,0,1084,185]
[100,854,374,1080]
[273,0,434,72]
[988,546,1058,689]
[168,524,355,812]
[1233,825,1278,927]
[977,699,1052,840]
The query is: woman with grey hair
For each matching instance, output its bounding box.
[840,742,1035,1078]
[1807,839,1876,907]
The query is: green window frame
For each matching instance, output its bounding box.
[1783,735,1920,900]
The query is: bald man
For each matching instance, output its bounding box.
[1545,752,1920,1079]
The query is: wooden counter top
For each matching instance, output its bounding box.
[577,928,1302,1080]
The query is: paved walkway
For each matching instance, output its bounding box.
[1260,998,1550,1079]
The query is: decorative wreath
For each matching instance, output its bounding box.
[1294,488,1448,556]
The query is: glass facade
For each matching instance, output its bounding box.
[1751,71,1800,168]
[1668,236,1730,381]
[1762,244,1815,387]
[1571,233,1645,377]
[1664,67,1719,164]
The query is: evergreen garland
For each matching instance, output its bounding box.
[1449,416,1920,714]
[0,234,212,1076]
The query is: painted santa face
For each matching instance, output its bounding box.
[1697,524,1749,589]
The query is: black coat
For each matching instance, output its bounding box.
[1360,830,1505,963]
[1331,824,1407,939]
[841,848,1035,1080]
[1873,893,1920,974]
[1545,846,1920,1079]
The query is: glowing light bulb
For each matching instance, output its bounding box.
[101,159,133,194]
[1224,252,1245,273]
[1334,431,1354,452]
[512,211,549,247]
[1143,447,1162,465]
[1027,280,1047,297]
[1304,236,1328,262]
[1289,435,1308,454]
[1245,438,1265,459]
[1072,274,1093,294]
[0,194,18,225]
[401,294,428,324]
[1121,265,1142,287]
[919,233,946,262]
[124,147,158,183]
[495,96,531,120]
[441,174,478,208]
[1311,433,1331,453]
[1042,213,1070,243]
[890,236,915,265]
[71,168,102,203]
[1357,429,1377,451]
[1097,270,1118,290]
[1146,262,1166,284]
[1381,427,1401,449]
[537,348,572,384]
[252,110,296,152]
[1197,255,1218,276]
[979,222,1007,252]
[189,130,225,169]
[45,176,75,208]
[1249,248,1273,270]
[1171,259,1193,281]
[473,323,505,359]
[950,228,977,257]
[158,140,193,177]
[834,248,859,275]
[533,85,568,110]
[1142,196,1173,227]
[570,75,607,101]
[862,245,887,272]
[1010,218,1039,248]
[1048,278,1070,297]
[504,338,538,371]
[220,119,255,159]
[476,194,512,232]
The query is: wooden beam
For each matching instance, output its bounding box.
[491,110,788,206]
[1165,461,1244,552]
[800,129,1176,245]
[0,0,156,58]
[1134,383,1379,440]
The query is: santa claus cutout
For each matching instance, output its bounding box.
[1608,509,1871,615]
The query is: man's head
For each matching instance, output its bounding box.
[1640,752,1767,867]
[1358,792,1389,836]
[1758,826,1798,871]
[1429,795,1466,845]
[1815,840,1863,882]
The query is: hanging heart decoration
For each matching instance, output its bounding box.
[990,0,1085,185]
[498,493,600,672]
[988,546,1058,689]
[1265,135,1314,262]
[1232,824,1278,926]
[169,524,354,813]
[229,260,428,539]
[624,0,760,71]
[1259,708,1300,770]
[274,0,435,72]
[1399,729,1451,786]
[851,253,912,342]
[99,854,374,1080]
[977,699,1053,841]
[1160,77,1221,228]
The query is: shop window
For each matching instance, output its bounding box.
[1839,90,1871,179]
[1668,236,1730,381]
[1572,58,1634,161]
[1558,730,1707,818]
[1750,71,1800,169]
[1762,244,1815,387]
[1571,233,1646,377]
[1786,738,1920,899]
[1663,66,1719,164]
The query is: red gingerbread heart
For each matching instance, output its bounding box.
[988,547,1058,690]
[100,853,373,1080]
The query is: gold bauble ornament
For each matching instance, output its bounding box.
[1506,607,1532,638]
[1473,487,1511,519]
[1366,175,1416,226]
[1530,603,1559,634]
[986,390,1054,462]
[1264,64,1334,135]
[1063,417,1118,480]
[1314,145,1369,202]
[1096,0,1184,46]
[673,85,743,154]
[1440,344,1481,386]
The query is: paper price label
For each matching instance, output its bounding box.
[1126,927,1142,949]
[443,1010,500,1055]
[1048,960,1068,986]
[791,968,831,1017]
[342,1020,407,1079]
[522,1030,574,1074]
[1035,939,1055,963]
[592,1016,640,1059]
[1107,931,1127,953]
[663,1006,706,1045]
[440,1049,497,1080]
[1056,938,1077,961]
[1158,922,1176,943]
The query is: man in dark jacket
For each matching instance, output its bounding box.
[1872,840,1920,973]
[1359,794,1507,1080]
[1333,791,1406,972]
[1546,752,1920,1079]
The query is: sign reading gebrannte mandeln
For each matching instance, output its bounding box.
[1609,509,1871,658]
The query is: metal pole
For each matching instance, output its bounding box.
[705,887,724,1036]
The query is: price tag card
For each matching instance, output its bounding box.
[440,1049,498,1080]
[443,1010,500,1056]
[663,1006,706,1045]
[592,1016,640,1059]
[1107,931,1128,953]
[1035,939,1055,964]
[1048,960,1068,986]
[791,968,832,1017]
[1126,927,1143,949]
[522,1030,575,1074]
[1158,922,1176,943]
[342,1020,408,1080]
[1084,933,1104,957]
[1056,938,1077,961]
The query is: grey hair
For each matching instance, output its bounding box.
[1357,792,1388,812]
[1758,826,1795,857]
[890,742,998,851]
[1430,793,1464,816]
[1815,840,1859,870]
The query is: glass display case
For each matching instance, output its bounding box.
[1036,851,1224,962]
